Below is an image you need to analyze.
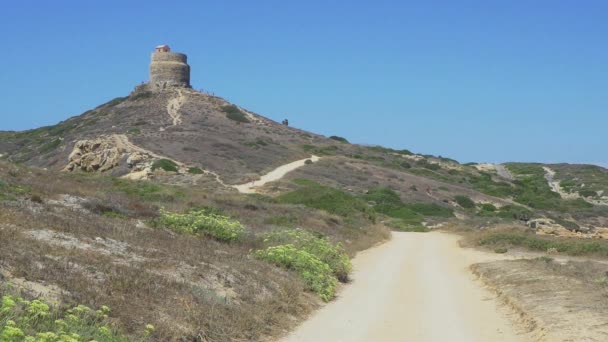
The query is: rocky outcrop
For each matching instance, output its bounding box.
[528,218,608,239]
[65,136,152,173]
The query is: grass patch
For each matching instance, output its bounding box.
[221,105,250,123]
[454,195,475,209]
[301,144,339,156]
[263,215,299,227]
[151,159,178,172]
[362,187,452,227]
[476,229,608,257]
[187,167,204,175]
[111,178,184,202]
[39,139,62,154]
[278,179,375,221]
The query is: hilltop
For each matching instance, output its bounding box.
[1,47,608,341]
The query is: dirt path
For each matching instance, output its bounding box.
[233,156,320,193]
[166,89,185,126]
[282,232,528,342]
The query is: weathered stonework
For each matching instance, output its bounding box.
[149,46,191,90]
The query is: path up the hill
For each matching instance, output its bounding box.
[282,232,527,342]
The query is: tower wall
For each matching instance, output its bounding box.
[149,51,191,89]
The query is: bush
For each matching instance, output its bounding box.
[329,136,349,143]
[262,229,352,281]
[254,245,338,302]
[151,159,179,172]
[187,167,204,175]
[158,209,246,242]
[222,105,250,123]
[579,189,597,198]
[480,203,497,212]
[454,195,475,209]
[0,294,133,342]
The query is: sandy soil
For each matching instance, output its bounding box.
[233,156,320,193]
[473,259,608,341]
[281,232,529,342]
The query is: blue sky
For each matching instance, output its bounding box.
[1,1,606,165]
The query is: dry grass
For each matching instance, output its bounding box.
[0,161,389,341]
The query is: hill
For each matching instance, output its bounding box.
[1,84,608,341]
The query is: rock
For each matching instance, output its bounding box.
[65,136,152,173]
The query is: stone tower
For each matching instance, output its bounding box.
[149,45,191,90]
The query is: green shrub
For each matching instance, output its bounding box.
[187,167,204,175]
[454,195,475,209]
[480,203,497,212]
[151,159,179,172]
[0,294,134,342]
[494,247,508,254]
[579,189,597,198]
[254,245,338,301]
[329,136,349,143]
[158,209,246,242]
[222,105,250,123]
[262,229,352,281]
[127,128,141,135]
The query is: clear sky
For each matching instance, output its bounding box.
[1,1,606,165]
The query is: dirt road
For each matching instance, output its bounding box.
[233,156,320,193]
[282,232,527,342]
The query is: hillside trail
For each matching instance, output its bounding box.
[281,232,530,342]
[233,155,320,193]
[496,164,514,180]
[166,89,186,126]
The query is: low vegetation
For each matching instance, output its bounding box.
[157,209,246,242]
[454,195,475,209]
[262,229,352,282]
[329,136,349,144]
[471,228,608,257]
[151,159,179,172]
[221,105,250,123]
[278,179,376,222]
[0,289,137,341]
[255,245,337,302]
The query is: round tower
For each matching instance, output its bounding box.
[149,45,191,90]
